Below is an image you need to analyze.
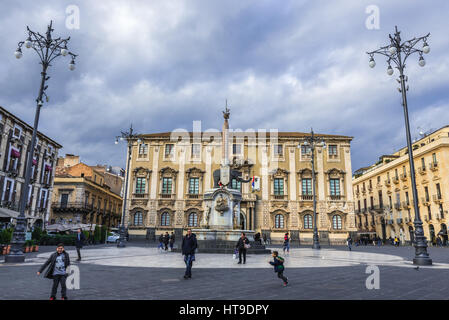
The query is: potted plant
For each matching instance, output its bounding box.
[25,240,33,253]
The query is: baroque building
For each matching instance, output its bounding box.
[0,106,62,229]
[125,114,356,244]
[49,154,123,228]
[352,125,449,245]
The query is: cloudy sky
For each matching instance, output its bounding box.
[1,0,448,172]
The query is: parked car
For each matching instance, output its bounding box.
[46,232,60,237]
[107,232,120,243]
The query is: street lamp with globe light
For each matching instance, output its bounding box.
[115,125,141,248]
[6,21,77,263]
[367,26,432,266]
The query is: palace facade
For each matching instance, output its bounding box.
[125,125,356,244]
[352,126,449,245]
[50,155,123,228]
[0,106,62,229]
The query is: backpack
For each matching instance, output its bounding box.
[275,256,285,272]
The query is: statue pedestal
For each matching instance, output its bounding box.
[203,188,241,229]
[191,228,269,254]
[186,187,270,254]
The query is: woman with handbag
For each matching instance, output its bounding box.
[235,232,250,264]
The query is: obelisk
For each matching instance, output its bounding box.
[220,102,231,186]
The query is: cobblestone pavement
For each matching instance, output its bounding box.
[1,243,448,300]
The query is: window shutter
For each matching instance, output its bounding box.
[29,186,34,207]
[23,143,31,177]
[45,192,49,209]
[12,181,18,206]
[0,176,4,202]
[3,130,12,171]
[40,150,46,184]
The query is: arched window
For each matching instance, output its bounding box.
[304,214,313,229]
[275,214,284,229]
[188,212,198,227]
[134,212,143,226]
[161,212,170,226]
[332,215,342,230]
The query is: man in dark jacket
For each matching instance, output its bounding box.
[37,243,71,300]
[163,232,170,251]
[235,232,250,264]
[157,234,164,250]
[181,229,197,279]
[169,232,175,251]
[75,228,85,261]
[347,235,353,251]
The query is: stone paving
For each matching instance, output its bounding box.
[1,243,448,300]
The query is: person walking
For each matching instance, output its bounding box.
[269,251,288,287]
[169,232,175,251]
[346,235,353,251]
[157,234,164,251]
[75,228,85,261]
[37,243,71,300]
[235,232,250,264]
[163,232,170,251]
[283,232,290,254]
[181,229,197,279]
[263,233,267,245]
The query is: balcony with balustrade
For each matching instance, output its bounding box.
[299,194,313,201]
[402,201,411,209]
[429,161,438,171]
[432,194,443,204]
[418,166,427,175]
[421,197,430,206]
[51,201,93,214]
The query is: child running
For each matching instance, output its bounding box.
[269,250,288,286]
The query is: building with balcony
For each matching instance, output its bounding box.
[49,155,123,228]
[124,113,356,244]
[352,125,449,245]
[0,106,62,229]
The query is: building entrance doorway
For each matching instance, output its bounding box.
[408,226,414,245]
[439,224,448,246]
[429,224,435,245]
[240,213,246,230]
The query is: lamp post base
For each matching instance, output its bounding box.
[117,225,127,248]
[4,253,25,263]
[5,216,27,263]
[413,220,432,265]
[413,257,432,266]
[312,231,321,250]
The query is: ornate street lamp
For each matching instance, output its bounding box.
[115,125,141,248]
[301,129,326,250]
[367,26,432,266]
[6,21,77,263]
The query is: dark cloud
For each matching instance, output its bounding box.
[0,0,448,171]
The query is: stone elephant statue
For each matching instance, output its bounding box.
[213,169,252,188]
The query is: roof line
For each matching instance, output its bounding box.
[0,106,63,148]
